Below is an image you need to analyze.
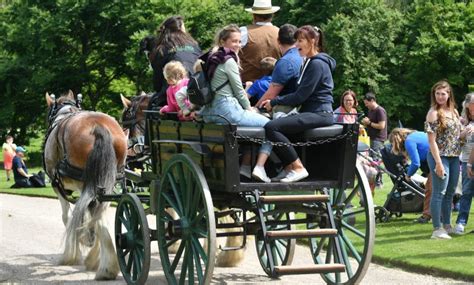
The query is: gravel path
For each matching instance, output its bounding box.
[0,194,467,284]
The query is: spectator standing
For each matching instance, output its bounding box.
[334,90,359,124]
[2,135,16,181]
[425,80,462,239]
[454,93,474,234]
[362,92,388,187]
[239,0,281,83]
[362,92,388,155]
[149,16,201,108]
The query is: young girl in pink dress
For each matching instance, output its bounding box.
[159,61,193,121]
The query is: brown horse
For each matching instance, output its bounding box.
[44,91,127,280]
[120,93,246,267]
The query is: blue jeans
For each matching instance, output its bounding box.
[202,96,272,155]
[456,162,474,225]
[427,153,460,229]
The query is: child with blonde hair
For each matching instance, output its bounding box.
[160,61,193,120]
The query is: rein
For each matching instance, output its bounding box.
[43,101,83,203]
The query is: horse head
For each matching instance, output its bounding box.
[120,92,151,155]
[45,90,82,125]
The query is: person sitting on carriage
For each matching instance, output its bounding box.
[262,25,336,183]
[198,24,273,183]
[244,56,276,106]
[159,61,193,121]
[389,127,432,223]
[148,15,201,108]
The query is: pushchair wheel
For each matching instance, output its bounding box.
[375,206,390,223]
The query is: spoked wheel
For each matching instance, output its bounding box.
[255,205,295,276]
[308,163,375,285]
[156,154,216,285]
[115,193,151,285]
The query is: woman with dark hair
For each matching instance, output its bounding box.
[262,25,336,183]
[149,15,201,107]
[334,89,358,124]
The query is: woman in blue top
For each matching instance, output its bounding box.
[262,25,336,183]
[389,128,432,223]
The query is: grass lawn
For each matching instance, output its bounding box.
[372,178,474,281]
[1,149,473,281]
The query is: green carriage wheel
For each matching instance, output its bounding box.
[156,154,216,285]
[308,163,375,285]
[255,205,296,276]
[115,193,151,285]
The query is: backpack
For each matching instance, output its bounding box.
[187,60,229,106]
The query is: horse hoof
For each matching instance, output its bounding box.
[95,269,118,280]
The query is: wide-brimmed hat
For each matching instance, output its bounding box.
[16,146,26,153]
[245,0,280,14]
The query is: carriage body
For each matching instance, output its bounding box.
[149,119,359,194]
[115,112,375,285]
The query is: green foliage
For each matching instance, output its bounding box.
[0,0,249,143]
[0,0,472,141]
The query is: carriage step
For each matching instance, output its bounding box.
[266,229,337,239]
[260,194,329,204]
[275,264,346,275]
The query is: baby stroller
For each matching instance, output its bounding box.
[358,144,426,223]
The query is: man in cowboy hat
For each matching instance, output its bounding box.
[239,0,282,83]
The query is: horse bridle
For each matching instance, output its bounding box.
[122,96,147,153]
[47,94,82,125]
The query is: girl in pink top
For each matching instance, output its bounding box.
[160,61,192,121]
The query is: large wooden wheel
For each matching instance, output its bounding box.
[255,205,295,276]
[308,163,375,284]
[156,154,216,285]
[115,193,151,285]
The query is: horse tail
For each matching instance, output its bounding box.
[62,125,117,264]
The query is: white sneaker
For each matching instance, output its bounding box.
[444,224,455,235]
[271,170,289,182]
[252,166,271,183]
[280,169,309,183]
[454,223,464,235]
[240,165,251,179]
[431,228,452,240]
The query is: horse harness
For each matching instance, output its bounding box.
[43,101,86,203]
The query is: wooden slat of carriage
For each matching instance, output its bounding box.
[114,107,375,285]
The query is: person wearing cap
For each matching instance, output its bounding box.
[12,146,33,187]
[239,0,282,83]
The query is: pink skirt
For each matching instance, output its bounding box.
[3,151,14,170]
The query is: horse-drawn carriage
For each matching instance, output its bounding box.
[44,92,374,285]
[116,94,375,285]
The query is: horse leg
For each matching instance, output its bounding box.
[84,227,100,271]
[215,215,246,267]
[94,217,119,280]
[54,187,71,226]
[166,208,181,253]
[59,217,82,265]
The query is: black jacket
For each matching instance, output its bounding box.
[271,52,336,113]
